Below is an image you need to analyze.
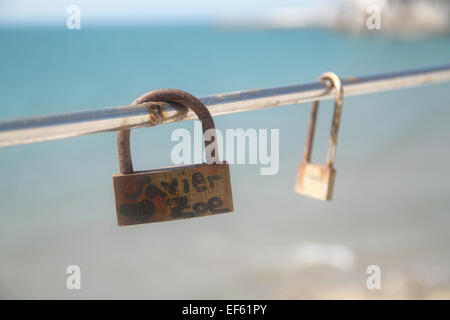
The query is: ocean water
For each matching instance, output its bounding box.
[0,25,450,298]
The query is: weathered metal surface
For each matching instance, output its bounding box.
[114,89,233,226]
[1,64,449,148]
[117,89,217,175]
[296,72,343,201]
[295,162,336,201]
[113,163,233,225]
[323,72,344,166]
[303,100,319,162]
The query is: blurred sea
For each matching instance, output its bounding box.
[0,25,450,299]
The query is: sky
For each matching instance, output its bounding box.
[0,0,326,25]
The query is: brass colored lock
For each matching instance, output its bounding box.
[113,89,233,226]
[295,72,344,201]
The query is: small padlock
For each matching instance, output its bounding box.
[295,72,344,201]
[113,89,233,226]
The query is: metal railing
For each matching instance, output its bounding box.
[1,64,450,148]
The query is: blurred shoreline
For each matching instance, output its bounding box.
[217,0,450,37]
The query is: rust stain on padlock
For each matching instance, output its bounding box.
[113,163,233,225]
[141,101,168,125]
[113,89,233,226]
[296,72,343,201]
[117,101,169,132]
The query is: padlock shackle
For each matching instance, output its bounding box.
[302,72,344,167]
[303,100,319,162]
[322,72,344,167]
[117,89,218,174]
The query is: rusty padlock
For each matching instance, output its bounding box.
[113,89,233,226]
[295,72,344,201]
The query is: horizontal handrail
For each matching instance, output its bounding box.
[1,64,449,148]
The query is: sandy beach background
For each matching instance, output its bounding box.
[0,26,450,298]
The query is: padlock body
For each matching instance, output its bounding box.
[113,163,233,226]
[295,162,336,201]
